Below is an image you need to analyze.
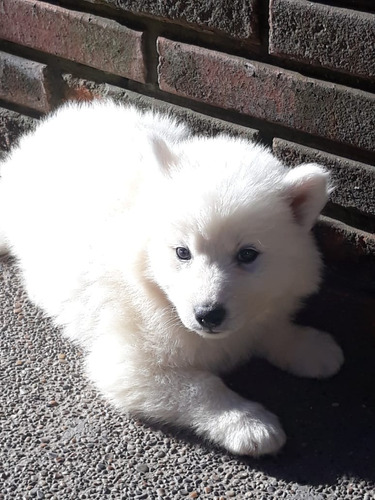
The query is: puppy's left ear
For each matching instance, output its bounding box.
[282,163,331,230]
[150,135,178,175]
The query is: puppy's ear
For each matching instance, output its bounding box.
[282,163,331,230]
[150,135,178,175]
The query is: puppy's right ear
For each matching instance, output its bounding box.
[282,163,331,231]
[150,135,178,175]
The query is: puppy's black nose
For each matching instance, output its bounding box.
[195,304,226,331]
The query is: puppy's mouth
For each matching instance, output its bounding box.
[192,325,232,339]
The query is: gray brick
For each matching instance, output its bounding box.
[269,0,375,80]
[85,0,259,41]
[0,107,37,158]
[315,216,375,293]
[273,138,375,217]
[0,51,51,113]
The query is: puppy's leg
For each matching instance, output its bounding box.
[255,321,344,379]
[87,335,286,457]
[152,369,286,457]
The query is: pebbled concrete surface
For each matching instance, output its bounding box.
[1,255,375,499]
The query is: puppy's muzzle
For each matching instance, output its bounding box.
[194,304,226,333]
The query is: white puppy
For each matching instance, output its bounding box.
[0,100,344,456]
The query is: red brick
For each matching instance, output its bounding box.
[273,139,375,218]
[270,0,375,80]
[157,38,375,153]
[0,0,146,83]
[85,0,259,41]
[0,51,52,113]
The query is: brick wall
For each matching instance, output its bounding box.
[0,0,374,293]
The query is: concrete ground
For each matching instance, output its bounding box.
[1,254,375,499]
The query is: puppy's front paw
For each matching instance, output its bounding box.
[288,327,344,379]
[209,403,286,456]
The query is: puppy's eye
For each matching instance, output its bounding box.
[176,247,191,260]
[236,247,259,264]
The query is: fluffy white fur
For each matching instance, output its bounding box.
[0,100,344,456]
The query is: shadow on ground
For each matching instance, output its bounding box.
[223,283,375,486]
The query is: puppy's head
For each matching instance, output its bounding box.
[146,136,330,339]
